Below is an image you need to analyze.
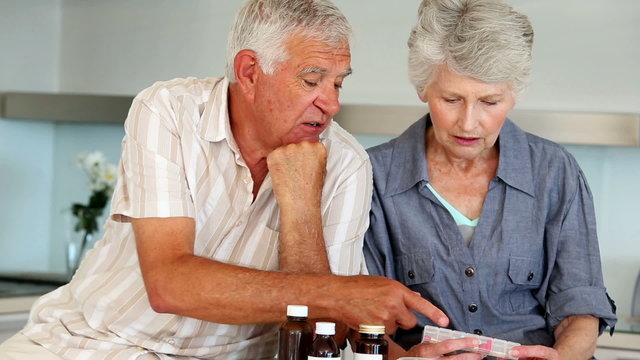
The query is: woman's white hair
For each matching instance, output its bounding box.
[408,0,533,96]
[225,0,352,82]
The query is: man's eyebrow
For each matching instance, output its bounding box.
[341,68,353,77]
[299,67,327,76]
[298,67,353,77]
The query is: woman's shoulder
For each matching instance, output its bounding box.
[366,115,429,166]
[366,138,396,163]
[524,131,580,171]
[503,120,579,171]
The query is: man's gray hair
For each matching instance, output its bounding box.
[408,0,533,96]
[225,0,352,82]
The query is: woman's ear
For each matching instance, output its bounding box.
[418,88,429,103]
[233,49,259,99]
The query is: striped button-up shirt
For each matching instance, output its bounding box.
[23,77,372,359]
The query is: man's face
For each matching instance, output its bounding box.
[252,33,352,148]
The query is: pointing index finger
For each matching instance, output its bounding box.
[404,291,449,327]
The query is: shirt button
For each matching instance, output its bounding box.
[243,176,251,184]
[465,267,475,277]
[167,338,176,345]
[473,329,483,335]
[408,270,415,279]
[235,220,243,227]
[468,304,478,313]
[527,272,535,281]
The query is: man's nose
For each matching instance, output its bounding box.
[314,84,341,117]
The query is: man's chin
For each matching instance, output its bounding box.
[289,136,321,144]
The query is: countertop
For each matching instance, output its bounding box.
[597,316,640,350]
[0,272,67,314]
[0,296,38,314]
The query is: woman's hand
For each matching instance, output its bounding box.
[509,345,560,360]
[396,337,484,360]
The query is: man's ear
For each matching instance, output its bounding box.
[234,49,259,100]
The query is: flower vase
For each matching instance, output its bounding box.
[66,230,94,278]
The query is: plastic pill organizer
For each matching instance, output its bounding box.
[421,325,520,359]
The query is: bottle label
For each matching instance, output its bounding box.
[353,354,382,360]
[308,357,341,360]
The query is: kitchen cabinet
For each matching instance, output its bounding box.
[334,104,640,147]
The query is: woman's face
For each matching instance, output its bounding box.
[422,65,516,160]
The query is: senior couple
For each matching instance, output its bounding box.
[0,0,616,359]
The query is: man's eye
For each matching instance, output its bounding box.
[482,100,498,105]
[334,83,343,90]
[444,98,458,103]
[304,80,318,87]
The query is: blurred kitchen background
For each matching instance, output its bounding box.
[1,0,639,330]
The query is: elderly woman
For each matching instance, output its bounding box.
[363,0,617,359]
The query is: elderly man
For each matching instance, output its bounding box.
[0,1,448,359]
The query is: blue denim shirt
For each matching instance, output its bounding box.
[364,114,617,348]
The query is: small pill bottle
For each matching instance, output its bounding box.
[308,321,340,359]
[354,324,387,360]
[278,305,312,360]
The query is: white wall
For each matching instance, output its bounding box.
[0,119,55,271]
[0,0,60,92]
[513,0,640,113]
[0,0,61,271]
[56,0,640,114]
[58,0,237,95]
[1,0,639,321]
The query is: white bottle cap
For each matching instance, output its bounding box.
[315,322,336,335]
[286,305,308,317]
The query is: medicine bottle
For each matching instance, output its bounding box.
[308,321,340,359]
[354,324,388,360]
[278,305,312,360]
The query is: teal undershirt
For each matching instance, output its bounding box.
[426,183,478,246]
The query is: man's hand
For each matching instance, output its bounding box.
[267,141,327,211]
[330,275,449,334]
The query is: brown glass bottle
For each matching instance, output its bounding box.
[308,322,340,359]
[354,325,388,360]
[278,305,312,360]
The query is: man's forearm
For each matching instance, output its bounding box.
[267,141,331,274]
[554,315,599,360]
[278,205,331,273]
[146,255,340,324]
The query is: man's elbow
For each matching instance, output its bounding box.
[145,281,181,314]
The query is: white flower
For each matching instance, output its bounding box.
[75,151,117,193]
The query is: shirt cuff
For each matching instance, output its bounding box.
[546,286,618,334]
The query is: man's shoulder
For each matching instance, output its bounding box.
[324,121,370,164]
[135,77,225,103]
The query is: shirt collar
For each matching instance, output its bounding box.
[495,119,535,197]
[384,114,431,197]
[198,77,231,143]
[384,114,535,197]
